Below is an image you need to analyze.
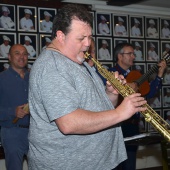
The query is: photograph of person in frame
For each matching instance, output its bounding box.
[161,19,170,39]
[0,35,11,58]
[163,67,170,84]
[164,110,170,124]
[147,41,159,61]
[114,39,128,47]
[39,8,56,33]
[163,87,170,107]
[146,18,159,38]
[130,17,143,37]
[162,42,170,56]
[132,41,144,61]
[114,15,128,36]
[0,33,16,58]
[98,39,112,60]
[19,34,37,59]
[0,61,9,72]
[0,5,15,30]
[96,13,111,36]
[18,6,36,31]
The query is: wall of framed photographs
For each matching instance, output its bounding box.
[91,4,170,134]
[0,2,170,134]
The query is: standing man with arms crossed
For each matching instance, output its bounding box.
[0,44,30,170]
[28,4,146,170]
[108,42,167,170]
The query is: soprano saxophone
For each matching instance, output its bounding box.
[84,52,170,142]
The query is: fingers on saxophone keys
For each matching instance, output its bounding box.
[135,96,147,111]
[113,71,126,84]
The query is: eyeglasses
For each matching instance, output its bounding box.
[120,52,135,57]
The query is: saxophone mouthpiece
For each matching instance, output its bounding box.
[84,52,92,60]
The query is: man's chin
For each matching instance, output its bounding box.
[76,52,86,64]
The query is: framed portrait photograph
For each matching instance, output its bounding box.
[0,32,16,58]
[97,37,113,61]
[129,15,144,38]
[147,90,161,108]
[160,18,170,39]
[113,14,128,37]
[131,63,146,75]
[0,4,16,31]
[0,60,9,72]
[114,38,128,47]
[145,17,159,39]
[163,66,170,85]
[96,12,111,36]
[146,40,160,62]
[130,39,145,61]
[18,33,38,59]
[100,61,114,70]
[148,109,161,132]
[161,40,170,58]
[39,34,52,54]
[162,86,170,107]
[17,5,37,32]
[38,7,57,33]
[163,109,170,123]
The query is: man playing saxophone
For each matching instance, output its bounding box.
[28,4,147,170]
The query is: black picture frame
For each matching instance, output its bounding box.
[39,34,52,54]
[113,14,128,37]
[129,15,144,38]
[96,12,112,36]
[146,40,160,61]
[0,59,9,72]
[161,40,170,57]
[100,61,114,70]
[18,33,38,59]
[160,18,170,39]
[130,39,145,61]
[17,5,37,32]
[162,87,170,107]
[145,17,159,39]
[97,37,113,61]
[114,38,128,47]
[0,32,16,58]
[38,7,57,33]
[163,66,170,85]
[0,4,16,31]
[131,63,146,74]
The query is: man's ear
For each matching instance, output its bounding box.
[56,31,65,43]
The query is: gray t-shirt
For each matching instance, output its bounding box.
[28,49,127,170]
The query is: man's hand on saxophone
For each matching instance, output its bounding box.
[115,93,147,121]
[105,71,147,121]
